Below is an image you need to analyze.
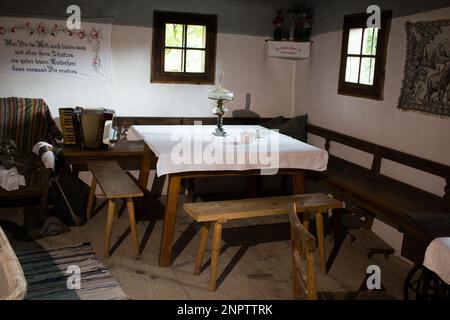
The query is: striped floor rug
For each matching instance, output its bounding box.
[17,243,129,300]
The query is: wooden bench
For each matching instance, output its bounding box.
[184,193,343,291]
[86,160,143,257]
[307,124,450,268]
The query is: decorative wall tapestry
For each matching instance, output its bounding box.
[0,16,112,81]
[398,19,450,117]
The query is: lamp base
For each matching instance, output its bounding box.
[212,100,228,137]
[212,127,227,137]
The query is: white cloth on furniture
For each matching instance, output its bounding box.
[32,141,55,170]
[127,125,328,177]
[0,165,26,191]
[423,237,450,285]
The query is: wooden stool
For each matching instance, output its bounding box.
[86,160,143,258]
[184,193,343,291]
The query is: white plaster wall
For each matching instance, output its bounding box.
[0,25,295,118]
[294,7,450,256]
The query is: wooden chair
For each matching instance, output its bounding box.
[86,160,143,258]
[289,202,318,300]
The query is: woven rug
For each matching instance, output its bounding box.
[16,243,129,300]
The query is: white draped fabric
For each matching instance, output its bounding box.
[127,125,328,177]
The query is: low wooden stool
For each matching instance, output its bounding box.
[86,160,143,258]
[184,193,343,291]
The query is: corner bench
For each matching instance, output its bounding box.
[306,124,450,269]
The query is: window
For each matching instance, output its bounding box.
[338,11,391,99]
[151,11,217,84]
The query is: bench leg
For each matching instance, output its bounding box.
[127,198,140,256]
[86,177,97,220]
[105,199,116,258]
[194,222,211,275]
[315,211,326,275]
[209,221,223,291]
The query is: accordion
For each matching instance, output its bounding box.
[59,107,115,149]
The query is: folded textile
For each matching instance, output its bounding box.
[0,165,26,191]
[32,141,55,170]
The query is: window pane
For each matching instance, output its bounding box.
[362,28,378,55]
[187,25,206,48]
[186,50,205,73]
[359,57,376,85]
[345,56,360,83]
[164,49,183,72]
[347,28,363,54]
[165,24,184,47]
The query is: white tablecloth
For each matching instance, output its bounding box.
[127,125,328,177]
[423,237,450,285]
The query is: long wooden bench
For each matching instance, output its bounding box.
[184,193,343,291]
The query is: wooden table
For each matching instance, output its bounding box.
[129,125,329,267]
[62,140,145,175]
[137,143,306,266]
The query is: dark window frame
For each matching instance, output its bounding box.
[338,10,392,100]
[151,11,217,84]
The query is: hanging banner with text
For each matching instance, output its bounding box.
[0,16,113,81]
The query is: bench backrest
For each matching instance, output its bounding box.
[307,124,450,201]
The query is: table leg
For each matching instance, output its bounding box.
[292,171,305,194]
[246,176,258,198]
[138,143,152,190]
[159,174,182,266]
